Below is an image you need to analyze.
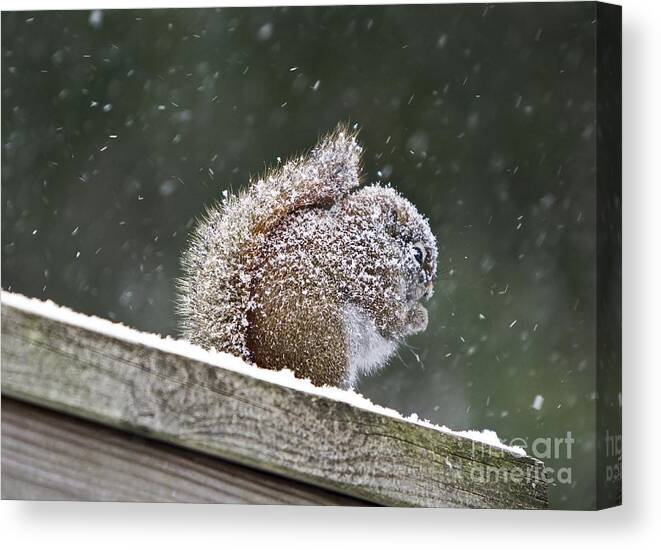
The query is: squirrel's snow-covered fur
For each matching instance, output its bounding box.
[178,126,437,388]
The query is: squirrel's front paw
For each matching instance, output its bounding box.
[404,302,429,335]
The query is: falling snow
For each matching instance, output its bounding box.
[532,394,545,410]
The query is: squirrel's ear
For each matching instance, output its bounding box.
[250,124,363,236]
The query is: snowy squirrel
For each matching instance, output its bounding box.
[178,125,437,389]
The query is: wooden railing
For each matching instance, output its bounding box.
[0,291,548,508]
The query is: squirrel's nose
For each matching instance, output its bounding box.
[409,282,433,301]
[423,282,434,300]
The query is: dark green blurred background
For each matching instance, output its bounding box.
[2,3,599,508]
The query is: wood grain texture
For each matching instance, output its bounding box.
[1,398,370,504]
[1,298,548,508]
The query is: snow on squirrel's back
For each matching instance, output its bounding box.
[1,290,526,458]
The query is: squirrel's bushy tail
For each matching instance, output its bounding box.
[177,126,362,359]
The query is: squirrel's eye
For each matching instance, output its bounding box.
[412,242,426,265]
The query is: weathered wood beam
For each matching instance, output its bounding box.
[1,293,548,508]
[1,397,370,505]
